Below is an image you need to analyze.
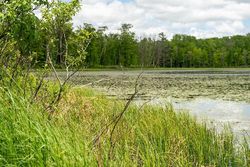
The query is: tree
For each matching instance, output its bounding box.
[0,0,92,107]
[0,0,47,79]
[117,24,137,66]
[41,0,80,66]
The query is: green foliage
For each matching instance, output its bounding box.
[0,0,88,73]
[40,0,82,66]
[84,29,250,68]
[0,87,91,166]
[2,0,250,69]
[0,0,249,166]
[118,24,138,66]
[0,87,249,166]
[67,26,93,67]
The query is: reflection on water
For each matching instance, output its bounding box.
[135,97,250,136]
[173,98,250,136]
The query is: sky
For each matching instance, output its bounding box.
[71,0,250,38]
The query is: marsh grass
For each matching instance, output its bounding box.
[0,87,249,166]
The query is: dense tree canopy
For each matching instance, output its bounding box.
[84,28,250,68]
[0,0,250,70]
[0,0,91,73]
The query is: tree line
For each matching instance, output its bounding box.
[85,24,250,68]
[1,0,250,70]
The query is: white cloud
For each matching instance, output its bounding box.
[73,0,250,38]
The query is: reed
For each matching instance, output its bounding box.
[0,87,249,166]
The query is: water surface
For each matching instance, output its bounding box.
[53,70,250,137]
[136,97,250,136]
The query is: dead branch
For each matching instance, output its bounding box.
[48,55,62,85]
[108,72,143,158]
[92,71,144,161]
[75,78,111,88]
[31,71,49,103]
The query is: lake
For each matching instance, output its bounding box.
[56,69,250,136]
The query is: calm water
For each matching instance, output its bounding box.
[136,97,250,136]
[174,98,250,135]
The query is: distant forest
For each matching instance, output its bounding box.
[84,24,250,68]
[1,0,250,69]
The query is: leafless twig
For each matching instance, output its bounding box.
[92,71,144,161]
[75,78,111,88]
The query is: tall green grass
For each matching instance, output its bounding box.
[0,87,249,166]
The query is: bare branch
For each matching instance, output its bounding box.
[75,78,110,88]
[48,55,62,85]
[92,71,144,153]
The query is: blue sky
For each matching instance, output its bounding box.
[71,0,250,38]
[245,19,250,26]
